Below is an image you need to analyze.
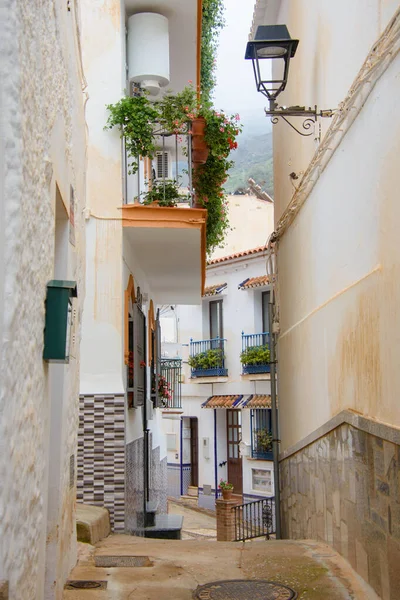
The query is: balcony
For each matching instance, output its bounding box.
[241,332,271,375]
[160,358,182,409]
[122,204,206,304]
[189,337,227,378]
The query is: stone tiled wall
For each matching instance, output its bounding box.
[77,395,125,531]
[125,434,168,533]
[280,422,400,598]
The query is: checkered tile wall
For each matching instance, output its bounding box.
[77,394,125,531]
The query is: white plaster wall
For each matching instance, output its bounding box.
[0,0,87,598]
[275,33,400,450]
[210,195,274,260]
[267,0,399,223]
[79,0,126,396]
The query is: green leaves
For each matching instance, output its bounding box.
[240,344,270,366]
[188,348,225,370]
[142,180,185,207]
[255,429,273,452]
[201,0,225,102]
[105,96,159,174]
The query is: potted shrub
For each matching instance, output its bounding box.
[219,478,234,500]
[142,180,184,207]
[255,430,273,454]
[240,344,271,374]
[188,347,225,376]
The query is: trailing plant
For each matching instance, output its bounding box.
[240,344,271,366]
[105,84,241,252]
[255,429,273,453]
[188,347,224,370]
[201,0,225,102]
[142,180,183,207]
[104,95,159,174]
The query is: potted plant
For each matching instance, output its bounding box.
[152,374,172,407]
[142,180,185,207]
[240,344,270,374]
[188,347,225,376]
[219,478,234,500]
[255,429,273,454]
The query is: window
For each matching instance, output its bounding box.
[209,299,223,340]
[252,468,272,493]
[262,291,270,333]
[251,409,272,460]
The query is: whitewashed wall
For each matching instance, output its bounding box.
[162,252,274,500]
[0,1,87,598]
[258,1,400,450]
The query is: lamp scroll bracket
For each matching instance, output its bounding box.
[265,105,335,142]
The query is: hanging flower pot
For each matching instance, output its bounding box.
[191,116,206,136]
[192,147,209,164]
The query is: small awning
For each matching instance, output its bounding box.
[202,282,227,297]
[242,394,272,409]
[238,275,270,290]
[201,395,244,409]
[201,394,272,409]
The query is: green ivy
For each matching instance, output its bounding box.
[240,344,270,366]
[201,0,225,102]
[188,347,225,370]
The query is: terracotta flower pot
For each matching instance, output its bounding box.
[222,488,233,500]
[192,135,208,150]
[192,147,209,164]
[191,117,206,136]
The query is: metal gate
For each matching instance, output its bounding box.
[232,497,276,541]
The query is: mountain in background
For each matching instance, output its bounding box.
[225,112,274,196]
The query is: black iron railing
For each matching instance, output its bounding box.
[160,358,182,408]
[232,497,276,541]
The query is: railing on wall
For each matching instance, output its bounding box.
[250,409,273,460]
[232,497,276,541]
[189,337,227,377]
[241,332,271,374]
[160,358,182,408]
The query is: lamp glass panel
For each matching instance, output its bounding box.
[257,45,287,58]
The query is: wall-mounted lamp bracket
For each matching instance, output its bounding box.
[265,104,335,141]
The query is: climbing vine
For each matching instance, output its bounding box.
[201,0,225,102]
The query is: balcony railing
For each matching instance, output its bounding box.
[189,337,227,377]
[160,358,182,408]
[241,332,271,375]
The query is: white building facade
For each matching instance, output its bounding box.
[161,247,276,510]
[0,1,87,598]
[251,1,400,596]
[77,0,206,537]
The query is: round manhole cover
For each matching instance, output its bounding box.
[193,580,297,600]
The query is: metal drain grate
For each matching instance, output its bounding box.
[65,580,107,590]
[94,555,152,568]
[193,580,297,599]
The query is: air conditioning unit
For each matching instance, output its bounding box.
[155,151,171,180]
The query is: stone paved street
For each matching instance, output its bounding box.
[64,532,380,599]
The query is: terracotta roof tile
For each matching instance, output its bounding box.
[202,395,244,409]
[202,283,227,297]
[207,246,267,266]
[244,395,272,409]
[239,275,270,289]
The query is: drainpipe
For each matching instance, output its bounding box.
[214,409,218,500]
[269,301,281,539]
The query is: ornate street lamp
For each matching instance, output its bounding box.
[245,25,334,138]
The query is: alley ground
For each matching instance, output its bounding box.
[65,500,379,599]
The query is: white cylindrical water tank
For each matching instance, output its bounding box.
[127,13,170,96]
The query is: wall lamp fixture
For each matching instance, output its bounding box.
[245,25,335,139]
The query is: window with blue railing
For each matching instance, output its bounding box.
[240,332,271,374]
[188,337,227,377]
[251,409,273,460]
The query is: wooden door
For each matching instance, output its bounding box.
[227,410,242,494]
[190,418,198,487]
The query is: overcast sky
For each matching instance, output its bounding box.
[213,0,269,128]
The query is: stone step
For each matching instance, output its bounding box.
[145,501,158,527]
[131,514,183,540]
[76,503,111,545]
[187,486,198,497]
